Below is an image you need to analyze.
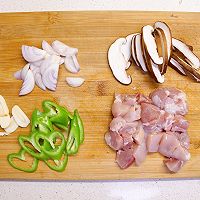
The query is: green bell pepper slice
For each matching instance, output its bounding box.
[74,109,84,144]
[44,151,68,172]
[35,131,66,160]
[7,149,39,173]
[42,100,73,131]
[18,134,50,160]
[66,112,80,155]
[31,109,53,135]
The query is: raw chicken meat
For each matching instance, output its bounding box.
[105,131,123,151]
[105,87,190,173]
[150,88,188,115]
[116,149,135,169]
[164,158,185,173]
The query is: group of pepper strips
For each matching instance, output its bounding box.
[7,100,84,172]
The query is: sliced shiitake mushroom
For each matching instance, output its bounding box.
[108,38,132,85]
[131,34,140,67]
[154,28,168,75]
[134,34,148,72]
[141,33,164,83]
[169,58,186,76]
[142,25,163,65]
[172,52,200,82]
[172,38,200,70]
[154,21,172,62]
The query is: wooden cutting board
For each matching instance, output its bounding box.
[0,11,200,180]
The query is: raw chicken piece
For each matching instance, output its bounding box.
[171,115,189,133]
[123,104,141,122]
[105,131,123,150]
[164,158,185,173]
[132,142,147,166]
[116,149,135,169]
[174,131,190,149]
[119,121,145,145]
[141,102,163,133]
[136,93,152,104]
[150,88,188,115]
[158,132,190,161]
[112,102,130,117]
[159,111,174,131]
[146,132,164,152]
[110,116,126,132]
[141,103,161,124]
[119,121,138,146]
[132,121,145,144]
[123,95,138,106]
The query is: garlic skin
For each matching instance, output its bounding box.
[66,77,85,87]
[19,69,35,96]
[12,105,30,128]
[22,45,47,63]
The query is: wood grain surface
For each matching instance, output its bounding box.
[0,11,200,180]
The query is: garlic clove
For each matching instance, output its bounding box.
[12,105,30,128]
[22,45,47,63]
[4,116,18,134]
[19,69,35,96]
[0,95,9,117]
[0,115,11,129]
[66,77,85,87]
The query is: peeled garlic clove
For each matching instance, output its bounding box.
[0,115,11,129]
[66,77,85,87]
[52,40,78,57]
[21,63,30,80]
[14,69,22,80]
[19,69,35,96]
[22,45,47,63]
[0,95,9,116]
[4,116,18,134]
[0,132,8,136]
[42,40,59,56]
[42,63,59,91]
[35,72,46,91]
[64,55,80,73]
[12,105,30,127]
